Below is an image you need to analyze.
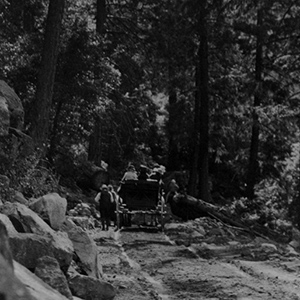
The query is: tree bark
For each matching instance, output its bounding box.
[167,89,180,171]
[88,114,103,167]
[29,0,65,152]
[246,6,263,199]
[188,63,200,196]
[188,1,211,201]
[96,0,106,34]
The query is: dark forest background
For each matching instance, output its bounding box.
[2,0,300,229]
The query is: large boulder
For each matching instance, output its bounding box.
[0,201,61,234]
[0,218,70,300]
[0,81,33,176]
[15,260,70,300]
[0,213,18,235]
[62,219,103,278]
[0,254,34,300]
[0,93,9,136]
[34,256,73,300]
[68,273,115,300]
[12,191,29,205]
[0,80,24,133]
[0,220,33,300]
[29,193,67,230]
[0,202,74,270]
[9,232,73,271]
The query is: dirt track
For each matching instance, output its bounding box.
[91,224,300,300]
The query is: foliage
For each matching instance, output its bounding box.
[4,153,61,199]
[2,0,300,227]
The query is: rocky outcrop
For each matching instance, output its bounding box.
[62,218,103,279]
[0,191,115,300]
[0,213,18,235]
[0,80,24,133]
[0,202,74,269]
[0,220,33,300]
[9,232,72,271]
[0,81,33,182]
[15,260,70,300]
[34,256,73,300]
[0,250,34,300]
[29,193,67,230]
[12,191,29,205]
[68,273,115,300]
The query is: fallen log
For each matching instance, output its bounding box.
[169,193,289,243]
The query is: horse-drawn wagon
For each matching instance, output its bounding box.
[117,180,166,230]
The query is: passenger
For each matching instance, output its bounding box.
[165,179,179,204]
[138,165,149,180]
[121,165,138,182]
[95,184,112,230]
[149,165,165,182]
[108,184,117,227]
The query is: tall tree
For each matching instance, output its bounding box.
[196,0,211,201]
[29,0,65,152]
[187,0,211,201]
[96,0,106,34]
[246,2,264,199]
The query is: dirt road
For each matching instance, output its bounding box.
[91,224,300,300]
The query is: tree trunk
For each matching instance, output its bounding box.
[246,6,263,199]
[23,1,35,32]
[88,115,103,167]
[167,89,180,171]
[188,63,200,196]
[29,0,65,152]
[96,0,106,34]
[198,1,211,202]
[88,0,107,165]
[47,98,64,162]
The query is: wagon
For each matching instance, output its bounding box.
[116,180,166,231]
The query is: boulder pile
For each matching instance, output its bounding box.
[0,81,115,299]
[164,216,299,261]
[0,193,116,300]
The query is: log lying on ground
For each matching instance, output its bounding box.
[169,193,289,243]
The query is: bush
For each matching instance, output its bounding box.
[6,153,61,199]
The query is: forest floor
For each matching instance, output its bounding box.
[90,215,300,300]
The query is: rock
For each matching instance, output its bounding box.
[62,219,103,278]
[0,174,10,189]
[0,213,18,235]
[0,203,74,270]
[261,243,277,252]
[0,220,33,300]
[15,260,70,300]
[68,216,90,230]
[289,239,300,250]
[292,227,300,242]
[0,175,10,202]
[0,220,14,269]
[286,244,300,256]
[0,254,34,300]
[12,191,28,205]
[29,193,67,230]
[9,233,72,271]
[164,222,190,232]
[0,94,9,135]
[0,80,24,132]
[0,82,33,176]
[51,231,74,271]
[68,273,115,300]
[35,256,73,300]
[0,201,54,234]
